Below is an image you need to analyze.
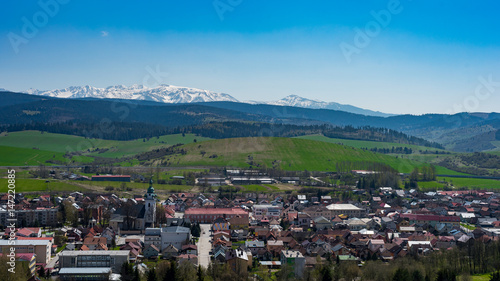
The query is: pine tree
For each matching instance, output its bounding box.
[147,268,157,281]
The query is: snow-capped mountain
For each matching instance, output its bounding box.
[19,84,392,117]
[251,95,393,117]
[24,84,238,103]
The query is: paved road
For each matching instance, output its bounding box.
[197,224,212,269]
[46,252,60,269]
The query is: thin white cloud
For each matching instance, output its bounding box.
[101,31,109,37]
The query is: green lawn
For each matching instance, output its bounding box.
[240,185,268,192]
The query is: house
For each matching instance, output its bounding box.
[13,227,42,238]
[297,213,312,229]
[82,236,108,251]
[162,244,179,259]
[245,240,265,256]
[144,244,160,259]
[267,240,284,256]
[226,248,249,276]
[313,216,332,230]
[177,254,198,266]
[182,244,198,255]
[346,218,368,231]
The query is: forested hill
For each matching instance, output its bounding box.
[2,91,499,151]
[2,120,444,149]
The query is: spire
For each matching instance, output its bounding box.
[145,178,157,198]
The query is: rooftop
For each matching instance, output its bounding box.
[326,204,362,211]
[60,250,130,257]
[59,268,112,274]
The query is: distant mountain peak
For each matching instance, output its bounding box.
[17,84,392,117]
[258,94,393,117]
[21,84,239,104]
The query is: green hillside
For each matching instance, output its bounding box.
[161,137,457,173]
[0,131,211,159]
[296,134,448,152]
[0,145,93,166]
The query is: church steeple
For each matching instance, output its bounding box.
[145,178,157,198]
[144,178,157,226]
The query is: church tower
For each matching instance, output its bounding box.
[144,178,157,227]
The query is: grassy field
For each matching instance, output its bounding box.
[240,184,269,192]
[0,178,90,192]
[296,134,449,152]
[0,145,93,166]
[162,137,458,173]
[84,180,193,191]
[0,131,211,159]
[436,176,500,189]
[470,274,491,281]
[415,181,447,190]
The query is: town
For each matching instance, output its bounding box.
[2,167,500,281]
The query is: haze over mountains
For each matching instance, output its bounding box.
[20,84,392,117]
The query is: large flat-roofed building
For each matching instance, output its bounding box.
[144,227,161,249]
[0,239,52,265]
[184,208,249,224]
[59,268,112,281]
[91,175,131,182]
[160,226,190,251]
[0,206,58,227]
[326,204,365,219]
[253,204,281,220]
[59,250,130,272]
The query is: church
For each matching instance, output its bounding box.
[109,179,157,232]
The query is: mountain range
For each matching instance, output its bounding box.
[21,84,392,117]
[1,87,500,152]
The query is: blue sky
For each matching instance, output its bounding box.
[1,0,499,114]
